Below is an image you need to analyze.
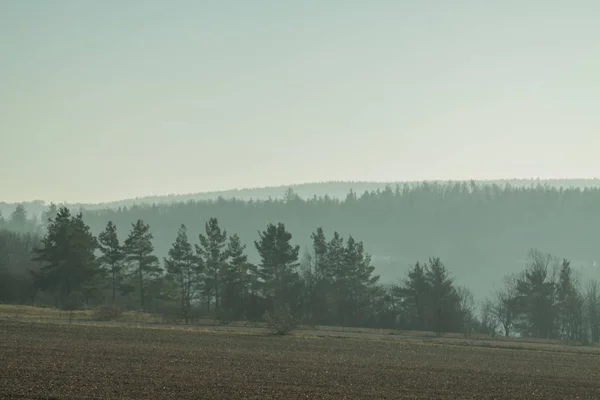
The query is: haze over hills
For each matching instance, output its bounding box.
[3,178,600,218]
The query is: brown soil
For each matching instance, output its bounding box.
[1,320,599,399]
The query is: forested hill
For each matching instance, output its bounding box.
[3,179,600,217]
[3,180,600,301]
[77,181,600,300]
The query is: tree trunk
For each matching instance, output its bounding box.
[138,261,144,310]
[112,269,116,304]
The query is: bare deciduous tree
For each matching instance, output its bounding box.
[489,274,519,337]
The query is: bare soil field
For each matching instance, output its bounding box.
[1,320,599,399]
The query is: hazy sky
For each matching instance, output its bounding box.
[2,1,599,203]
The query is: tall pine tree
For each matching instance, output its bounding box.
[255,222,300,310]
[123,219,161,310]
[98,221,125,303]
[221,233,256,320]
[164,224,201,323]
[32,207,98,309]
[196,218,228,315]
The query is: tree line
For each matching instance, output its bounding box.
[2,205,600,342]
[4,181,600,301]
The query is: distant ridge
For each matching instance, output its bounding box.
[2,178,600,217]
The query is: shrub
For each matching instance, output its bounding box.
[92,304,123,321]
[263,303,297,335]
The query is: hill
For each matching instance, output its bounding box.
[3,178,600,217]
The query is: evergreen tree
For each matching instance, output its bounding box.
[396,261,429,330]
[396,257,462,334]
[32,207,98,309]
[515,249,558,339]
[123,219,161,310]
[311,227,330,282]
[98,221,125,303]
[41,203,59,230]
[337,235,380,326]
[556,259,584,340]
[0,230,41,304]
[9,204,29,233]
[308,227,332,323]
[255,222,300,310]
[164,224,201,323]
[221,233,256,320]
[425,257,462,335]
[196,218,228,315]
[586,280,600,342]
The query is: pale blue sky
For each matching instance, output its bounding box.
[1,1,599,203]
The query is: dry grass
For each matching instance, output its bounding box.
[2,304,598,351]
[0,304,162,323]
[1,319,600,399]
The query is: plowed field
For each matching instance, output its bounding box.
[1,320,599,399]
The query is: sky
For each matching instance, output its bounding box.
[1,0,599,203]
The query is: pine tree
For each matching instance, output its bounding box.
[396,261,429,330]
[196,218,228,316]
[255,222,300,310]
[98,221,125,303]
[515,249,558,339]
[10,204,29,233]
[123,219,161,310]
[311,228,330,282]
[425,257,461,336]
[556,259,584,340]
[164,224,201,323]
[42,203,58,228]
[338,235,379,326]
[396,257,462,334]
[221,233,256,320]
[308,227,332,324]
[32,207,98,309]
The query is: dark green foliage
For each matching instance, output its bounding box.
[255,223,301,310]
[32,207,99,309]
[221,233,257,320]
[98,221,125,303]
[556,259,585,341]
[514,249,559,339]
[395,257,464,335]
[396,261,429,330]
[123,219,161,310]
[300,228,381,327]
[0,230,41,303]
[164,225,201,323]
[586,281,600,342]
[196,218,228,316]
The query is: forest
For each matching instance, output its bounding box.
[2,181,600,341]
[5,180,600,300]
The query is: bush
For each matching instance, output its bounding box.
[263,304,297,335]
[92,304,123,321]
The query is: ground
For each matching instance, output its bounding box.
[1,319,600,399]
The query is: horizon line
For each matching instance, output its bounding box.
[3,176,600,206]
